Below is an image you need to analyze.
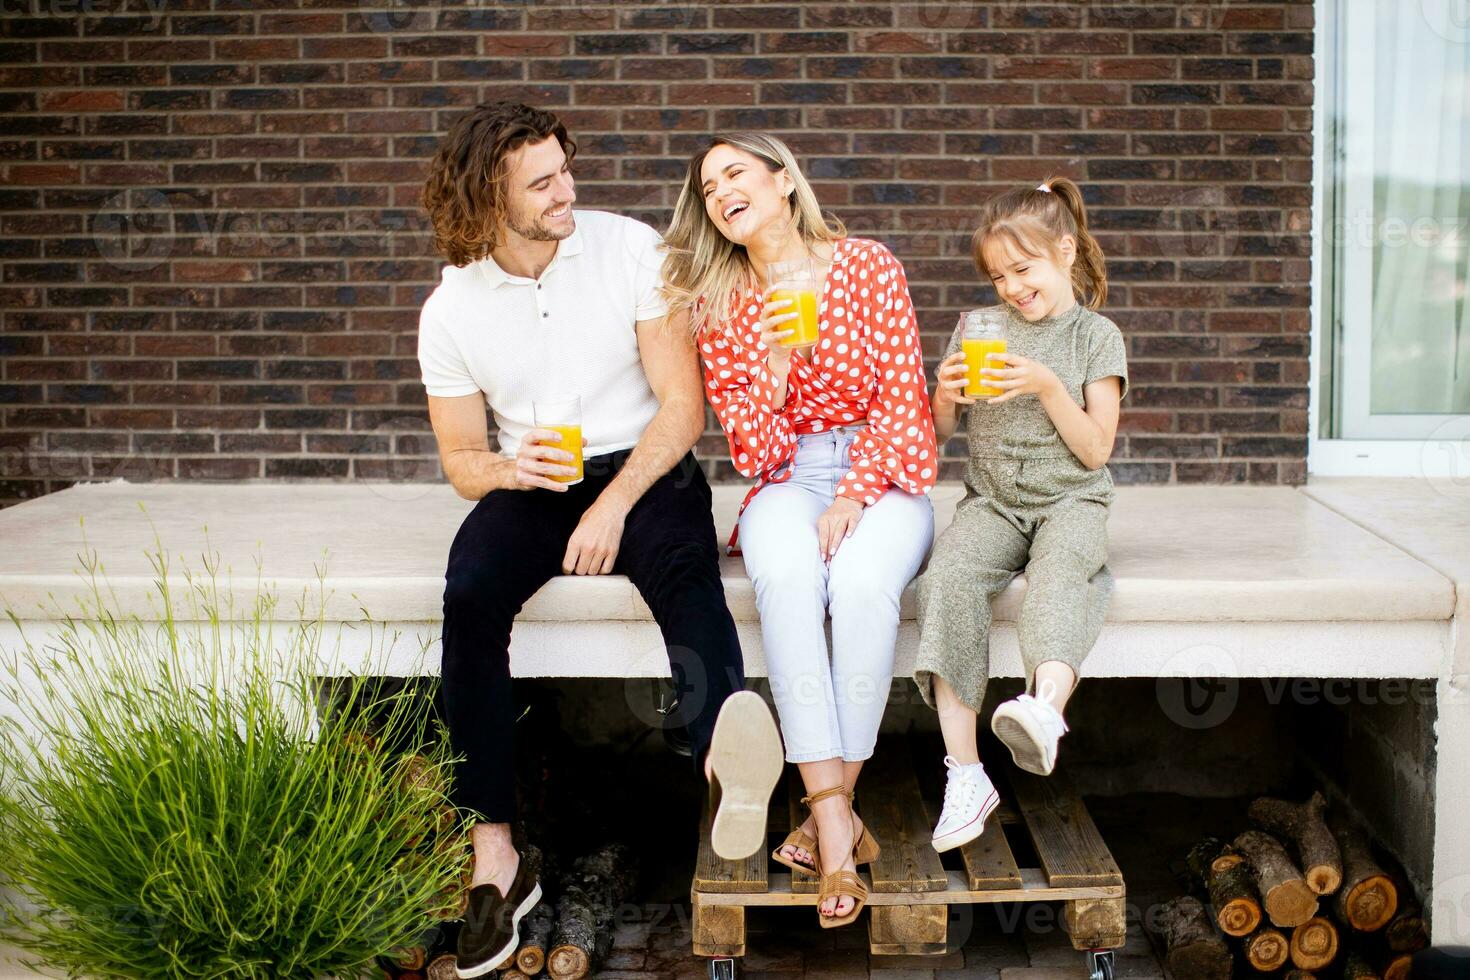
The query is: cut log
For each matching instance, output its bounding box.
[425,955,458,980]
[1211,862,1262,936]
[515,900,556,975]
[1185,836,1232,883]
[1380,870,1427,952]
[1329,815,1398,931]
[1184,837,1261,936]
[1234,829,1319,927]
[1379,949,1412,980]
[1347,931,1415,980]
[1241,924,1290,971]
[1342,947,1382,980]
[1283,971,1317,980]
[389,945,427,971]
[1290,915,1340,971]
[1248,791,1343,896]
[1155,896,1233,980]
[547,842,636,980]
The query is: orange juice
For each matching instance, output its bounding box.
[769,288,819,348]
[963,337,1008,398]
[540,424,583,484]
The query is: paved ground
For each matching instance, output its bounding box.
[600,898,1164,979]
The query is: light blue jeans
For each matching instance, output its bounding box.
[738,426,935,763]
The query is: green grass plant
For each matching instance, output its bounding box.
[0,538,464,979]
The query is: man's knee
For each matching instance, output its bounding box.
[636,538,721,603]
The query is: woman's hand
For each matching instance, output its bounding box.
[983,353,1063,404]
[816,496,864,562]
[933,351,978,411]
[758,288,800,371]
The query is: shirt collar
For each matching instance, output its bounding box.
[475,222,585,288]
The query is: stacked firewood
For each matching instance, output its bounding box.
[503,842,637,980]
[378,840,638,980]
[1153,791,1429,979]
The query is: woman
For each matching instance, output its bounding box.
[660,133,938,928]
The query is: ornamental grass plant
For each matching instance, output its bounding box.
[0,542,465,980]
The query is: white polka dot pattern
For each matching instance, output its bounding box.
[700,239,939,548]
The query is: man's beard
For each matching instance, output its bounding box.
[508,207,574,242]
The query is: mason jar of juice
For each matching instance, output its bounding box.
[961,309,1007,399]
[531,396,584,486]
[767,258,821,349]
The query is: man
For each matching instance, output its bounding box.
[416,102,783,979]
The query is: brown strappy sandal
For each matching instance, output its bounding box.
[803,785,869,928]
[771,789,882,875]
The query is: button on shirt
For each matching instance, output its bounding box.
[417,209,668,459]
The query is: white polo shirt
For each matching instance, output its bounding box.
[417,209,668,459]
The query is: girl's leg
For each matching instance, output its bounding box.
[994,501,1112,775]
[1032,660,1079,714]
[917,502,1029,846]
[1016,500,1112,716]
[934,674,980,764]
[914,501,1031,715]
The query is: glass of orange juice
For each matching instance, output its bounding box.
[532,396,584,486]
[767,258,821,349]
[960,310,1007,399]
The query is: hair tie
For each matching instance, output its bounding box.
[1036,183,1051,193]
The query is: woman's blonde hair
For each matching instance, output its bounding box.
[660,132,845,336]
[971,176,1108,309]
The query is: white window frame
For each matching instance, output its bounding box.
[1307,0,1470,477]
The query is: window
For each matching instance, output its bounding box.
[1318,0,1469,451]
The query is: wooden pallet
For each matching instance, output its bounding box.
[691,738,1126,959]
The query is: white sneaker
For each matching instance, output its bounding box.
[990,677,1070,776]
[931,756,1000,853]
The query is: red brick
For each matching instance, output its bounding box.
[40,90,123,112]
[5,164,79,184]
[856,32,942,53]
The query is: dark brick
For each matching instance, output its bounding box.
[575,34,659,55]
[1228,32,1313,55]
[1133,83,1220,105]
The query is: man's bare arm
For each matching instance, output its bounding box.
[560,309,705,575]
[427,393,578,500]
[597,308,706,512]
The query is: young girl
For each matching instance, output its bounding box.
[914,177,1127,854]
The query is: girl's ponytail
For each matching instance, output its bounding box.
[973,176,1109,310]
[1040,176,1108,309]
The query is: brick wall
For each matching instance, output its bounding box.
[0,1,1315,507]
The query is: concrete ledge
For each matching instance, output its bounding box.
[0,481,1453,624]
[0,479,1457,680]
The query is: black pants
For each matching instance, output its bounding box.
[439,449,746,821]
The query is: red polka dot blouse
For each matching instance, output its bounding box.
[700,238,939,552]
